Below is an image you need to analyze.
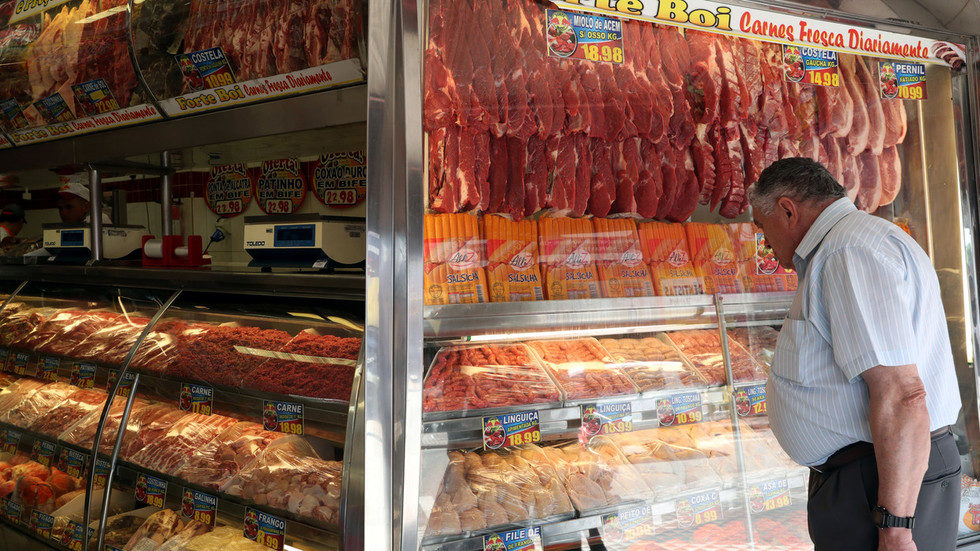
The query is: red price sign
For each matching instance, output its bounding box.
[734,385,767,417]
[181,489,217,527]
[749,479,791,513]
[255,159,306,215]
[658,393,702,427]
[676,490,721,529]
[483,411,541,450]
[312,150,367,209]
[206,164,252,217]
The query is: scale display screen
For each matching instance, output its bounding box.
[60,230,84,247]
[274,224,316,248]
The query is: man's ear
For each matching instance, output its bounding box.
[775,196,798,224]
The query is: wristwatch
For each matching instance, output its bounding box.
[872,505,915,529]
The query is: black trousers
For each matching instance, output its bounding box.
[807,431,961,551]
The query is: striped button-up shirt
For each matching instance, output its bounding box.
[768,198,961,466]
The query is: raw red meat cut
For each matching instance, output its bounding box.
[587,139,616,217]
[816,79,854,138]
[853,56,886,154]
[611,138,641,215]
[669,147,701,222]
[878,146,902,206]
[882,98,907,147]
[636,139,663,218]
[823,136,845,184]
[718,126,747,217]
[684,30,722,126]
[839,54,871,155]
[656,140,680,220]
[855,151,883,212]
[842,153,860,201]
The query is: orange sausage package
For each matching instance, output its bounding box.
[638,221,704,296]
[593,218,653,298]
[538,217,601,300]
[684,222,743,294]
[481,215,544,302]
[727,223,798,293]
[423,214,489,304]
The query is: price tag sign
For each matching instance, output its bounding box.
[93,457,110,489]
[206,163,253,217]
[734,385,767,417]
[263,401,303,435]
[30,439,56,467]
[243,507,285,551]
[2,497,23,524]
[312,150,367,208]
[70,78,120,117]
[675,490,721,528]
[255,159,306,214]
[106,369,136,397]
[879,61,926,100]
[783,45,839,87]
[483,526,542,551]
[38,356,59,382]
[179,383,213,415]
[0,99,29,131]
[483,411,541,450]
[34,92,75,123]
[62,520,93,551]
[580,402,632,437]
[29,509,54,539]
[748,478,791,513]
[181,488,217,527]
[546,10,624,64]
[134,473,167,509]
[1,428,21,454]
[178,47,237,91]
[601,504,654,544]
[11,351,33,376]
[57,447,89,479]
[70,362,96,389]
[0,348,10,372]
[657,392,702,427]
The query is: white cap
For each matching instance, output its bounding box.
[58,180,90,202]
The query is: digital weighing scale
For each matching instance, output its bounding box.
[43,224,148,263]
[243,214,366,270]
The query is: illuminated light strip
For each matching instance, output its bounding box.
[551,0,964,67]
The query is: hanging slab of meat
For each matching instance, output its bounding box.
[614,62,653,140]
[855,151,883,212]
[636,139,663,219]
[717,126,746,216]
[545,135,576,216]
[838,54,871,155]
[486,135,512,217]
[527,50,564,138]
[587,138,616,217]
[779,76,802,141]
[778,137,801,159]
[475,131,491,212]
[882,99,907,147]
[524,136,548,216]
[710,124,732,209]
[428,127,457,213]
[815,78,854,138]
[668,147,701,222]
[654,26,693,145]
[573,134,592,217]
[740,121,766,186]
[878,146,902,206]
[611,139,641,215]
[578,63,607,140]
[506,136,529,219]
[792,83,818,144]
[842,152,860,202]
[715,36,744,126]
[596,63,630,140]
[758,43,789,141]
[822,136,845,184]
[694,123,717,205]
[476,0,509,137]
[655,140,680,220]
[853,56,885,154]
[684,30,722,126]
[424,50,456,131]
[733,38,763,118]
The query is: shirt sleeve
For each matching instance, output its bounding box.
[818,246,917,381]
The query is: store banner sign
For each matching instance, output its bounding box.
[546,9,624,63]
[206,163,253,217]
[10,0,72,24]
[552,0,966,67]
[483,411,541,449]
[179,383,213,415]
[181,488,217,527]
[748,478,791,512]
[255,159,307,214]
[734,384,766,417]
[312,150,367,208]
[580,402,632,437]
[244,507,285,551]
[38,356,59,382]
[601,504,654,543]
[483,526,542,551]
[879,61,927,100]
[657,392,702,426]
[5,103,162,146]
[263,400,304,435]
[135,473,167,508]
[675,489,721,528]
[783,45,838,87]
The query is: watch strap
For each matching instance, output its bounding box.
[872,506,915,530]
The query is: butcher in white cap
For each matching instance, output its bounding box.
[57,180,111,224]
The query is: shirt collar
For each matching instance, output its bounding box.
[792,198,857,273]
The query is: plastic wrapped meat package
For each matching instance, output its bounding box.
[74,316,151,366]
[666,330,767,385]
[730,326,780,373]
[612,428,724,497]
[96,510,152,551]
[0,306,57,347]
[128,323,179,372]
[1,381,75,427]
[182,525,267,551]
[122,508,183,551]
[174,421,289,490]
[526,339,636,401]
[119,404,194,461]
[29,388,107,436]
[597,336,707,393]
[0,377,47,411]
[60,397,150,454]
[424,445,574,538]
[129,412,238,474]
[0,454,83,513]
[38,310,119,357]
[530,438,649,513]
[223,440,343,526]
[423,344,562,414]
[152,519,212,551]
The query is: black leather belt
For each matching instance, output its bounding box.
[810,426,951,474]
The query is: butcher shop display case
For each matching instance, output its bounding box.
[381,0,980,549]
[0,278,365,550]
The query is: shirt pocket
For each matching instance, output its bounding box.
[772,318,820,386]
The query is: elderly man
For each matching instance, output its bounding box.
[749,157,961,551]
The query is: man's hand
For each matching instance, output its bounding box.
[863,364,930,550]
[879,527,917,551]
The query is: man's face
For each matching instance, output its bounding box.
[752,197,808,271]
[57,195,88,223]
